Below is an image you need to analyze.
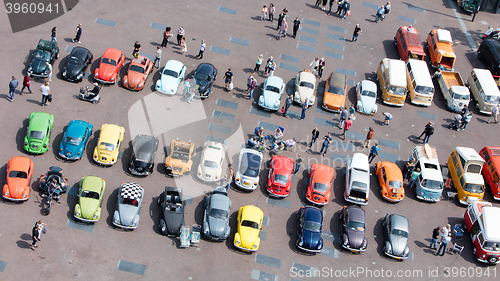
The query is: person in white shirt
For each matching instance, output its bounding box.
[196,40,206,59]
[45,62,52,82]
[40,81,51,106]
[488,104,499,124]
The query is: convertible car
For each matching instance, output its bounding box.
[27,39,59,78]
[94,48,125,84]
[123,56,153,91]
[165,139,195,177]
[129,135,159,176]
[158,187,185,236]
[322,72,347,113]
[306,164,334,205]
[294,70,316,105]
[234,147,263,191]
[93,124,125,166]
[61,47,93,82]
[383,213,410,260]
[155,60,187,95]
[113,182,144,229]
[296,206,324,253]
[59,120,93,160]
[340,205,368,252]
[203,185,232,241]
[24,112,54,154]
[74,176,106,222]
[3,156,33,202]
[376,161,404,202]
[258,76,285,111]
[356,80,378,115]
[197,141,226,182]
[234,205,264,252]
[266,155,294,197]
[193,63,217,99]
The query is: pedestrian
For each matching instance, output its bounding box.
[422,123,435,144]
[461,105,469,119]
[336,0,344,15]
[338,107,347,128]
[278,18,288,39]
[382,112,392,125]
[403,159,416,180]
[293,154,303,174]
[368,143,379,164]
[248,77,257,100]
[30,220,45,251]
[161,27,172,48]
[348,104,356,119]
[40,81,51,106]
[315,0,322,8]
[432,68,442,80]
[254,54,263,72]
[430,226,442,250]
[417,122,433,139]
[132,41,141,58]
[154,46,162,68]
[277,12,285,30]
[51,27,57,42]
[292,18,301,39]
[341,0,350,20]
[321,0,328,11]
[436,225,452,256]
[183,79,192,97]
[283,95,293,117]
[318,58,326,78]
[409,168,420,190]
[181,38,187,55]
[309,58,319,75]
[375,6,385,23]
[265,56,274,75]
[20,75,32,94]
[246,73,254,92]
[45,62,53,82]
[488,104,499,123]
[270,62,276,76]
[8,76,18,101]
[461,112,472,130]
[352,24,362,42]
[268,3,275,22]
[261,5,268,21]
[224,68,234,91]
[309,127,320,147]
[320,133,332,156]
[300,98,309,120]
[187,87,195,104]
[196,40,206,59]
[342,117,352,139]
[72,23,82,43]
[327,0,335,15]
[364,127,374,148]
[382,1,391,20]
[177,27,185,45]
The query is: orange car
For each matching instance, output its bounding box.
[322,72,347,113]
[123,56,153,91]
[94,48,125,84]
[426,29,456,70]
[376,161,404,202]
[3,156,34,201]
[306,163,334,205]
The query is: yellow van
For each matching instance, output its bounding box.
[406,59,434,106]
[467,68,500,114]
[377,58,407,106]
[447,147,486,205]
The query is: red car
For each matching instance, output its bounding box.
[94,48,125,84]
[267,155,294,197]
[306,164,334,205]
[3,156,34,201]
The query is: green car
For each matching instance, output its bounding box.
[24,112,54,154]
[74,176,106,222]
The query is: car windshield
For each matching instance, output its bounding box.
[102,58,117,66]
[204,160,218,169]
[352,180,367,189]
[68,56,84,64]
[34,51,50,60]
[81,190,100,200]
[209,208,228,219]
[347,220,365,231]
[313,182,328,192]
[387,86,406,95]
[130,65,145,74]
[241,220,259,229]
[415,86,434,95]
[172,145,190,163]
[485,95,500,104]
[136,152,150,162]
[421,179,442,190]
[361,90,376,98]
[391,229,409,238]
[328,86,344,96]
[464,183,484,194]
[303,221,321,232]
[454,92,469,100]
[300,81,314,89]
[9,171,28,179]
[30,130,45,139]
[274,174,288,184]
[195,72,210,81]
[389,181,402,188]
[121,197,139,207]
[65,136,81,146]
[241,152,261,177]
[484,241,500,252]
[163,69,179,78]
[100,142,115,152]
[266,85,281,93]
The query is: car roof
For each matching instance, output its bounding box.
[360,80,377,92]
[389,214,409,232]
[196,63,215,74]
[211,192,230,209]
[165,60,185,71]
[380,162,403,180]
[471,69,500,97]
[272,155,294,172]
[406,60,433,87]
[82,176,104,192]
[119,182,143,199]
[436,29,452,43]
[299,71,316,82]
[329,72,346,88]
[347,205,366,223]
[102,48,123,60]
[70,47,90,58]
[482,206,500,241]
[303,206,323,223]
[384,59,407,87]
[455,147,485,163]
[30,112,52,129]
[100,124,124,141]
[312,164,334,183]
[266,76,284,86]
[130,56,150,67]
[241,205,263,222]
[351,153,369,172]
[463,173,485,184]
[9,156,32,171]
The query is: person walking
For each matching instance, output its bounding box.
[181,38,187,55]
[417,122,433,139]
[461,112,473,130]
[320,133,333,156]
[338,107,347,128]
[177,27,185,45]
[352,24,362,42]
[283,95,293,117]
[187,86,195,104]
[45,62,52,82]
[254,54,263,72]
[382,112,392,125]
[72,24,82,43]
[248,77,257,100]
[51,27,57,42]
[336,0,344,15]
[293,154,303,174]
[300,99,309,120]
[277,12,284,30]
[265,56,274,75]
[278,18,288,39]
[488,104,499,123]
[315,0,322,8]
[132,41,141,58]
[261,5,268,21]
[422,123,435,144]
[40,81,51,106]
[292,18,301,39]
[348,104,356,120]
[30,220,45,251]
[196,40,206,59]
[224,68,234,91]
[153,46,162,68]
[8,76,18,101]
[20,75,32,94]
[375,6,385,23]
[430,226,442,250]
[368,143,379,164]
[268,3,275,22]
[269,62,277,76]
[461,105,469,119]
[246,73,254,92]
[364,127,374,148]
[310,58,319,75]
[161,27,172,48]
[342,117,352,139]
[309,127,320,147]
[382,1,391,21]
[409,168,420,190]
[436,226,452,256]
[341,0,350,20]
[318,58,326,78]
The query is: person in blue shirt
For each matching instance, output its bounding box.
[368,143,379,163]
[375,6,385,23]
[320,133,332,156]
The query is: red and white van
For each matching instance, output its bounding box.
[464,202,500,264]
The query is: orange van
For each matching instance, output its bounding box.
[426,29,456,70]
[394,26,425,61]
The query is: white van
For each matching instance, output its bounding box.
[467,68,500,114]
[406,59,434,106]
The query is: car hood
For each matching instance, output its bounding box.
[389,234,408,256]
[208,216,228,238]
[126,70,144,88]
[117,204,138,226]
[159,75,180,92]
[262,92,280,108]
[79,198,99,219]
[359,96,376,112]
[31,59,48,74]
[98,64,117,81]
[66,62,84,79]
[297,87,314,101]
[239,226,259,249]
[163,211,184,235]
[199,165,219,181]
[303,229,322,249]
[324,92,344,109]
[346,228,365,249]
[6,178,29,199]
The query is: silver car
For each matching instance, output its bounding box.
[234,147,263,191]
[203,185,232,241]
[344,153,370,205]
[383,213,410,260]
[112,182,144,229]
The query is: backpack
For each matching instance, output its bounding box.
[367,130,374,139]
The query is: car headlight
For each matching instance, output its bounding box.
[274,101,280,108]
[298,236,304,246]
[23,193,27,198]
[75,211,80,216]
[4,191,8,196]
[93,214,98,219]
[235,240,240,245]
[62,69,67,76]
[77,73,83,79]
[113,217,120,223]
[110,77,115,81]
[132,222,138,227]
[253,244,258,249]
[259,96,264,103]
[138,83,143,89]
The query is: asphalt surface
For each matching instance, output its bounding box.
[0,0,499,280]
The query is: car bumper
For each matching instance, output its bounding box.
[415,194,440,202]
[297,244,322,253]
[59,152,81,160]
[203,233,229,241]
[344,195,368,205]
[29,72,48,78]
[306,196,328,205]
[384,251,408,260]
[156,87,176,95]
[196,173,219,182]
[93,77,115,84]
[2,195,28,202]
[129,168,152,176]
[267,188,290,197]
[382,100,405,106]
[341,243,367,253]
[321,105,340,113]
[382,194,404,202]
[113,222,138,229]
[93,158,116,166]
[235,181,257,190]
[234,244,257,252]
[74,215,98,223]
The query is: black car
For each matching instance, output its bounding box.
[296,206,323,253]
[340,205,368,253]
[62,47,93,82]
[129,134,159,176]
[193,63,217,99]
[478,39,500,76]
[27,39,59,78]
[158,187,185,236]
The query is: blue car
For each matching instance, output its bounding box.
[296,206,323,253]
[59,120,93,160]
[258,76,285,111]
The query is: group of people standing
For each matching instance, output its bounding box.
[430,224,453,256]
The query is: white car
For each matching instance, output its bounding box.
[356,80,378,115]
[344,153,370,205]
[197,141,226,182]
[155,60,187,95]
[294,70,316,105]
[258,76,285,111]
[234,147,263,191]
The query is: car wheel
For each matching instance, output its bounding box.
[160,219,166,234]
[477,52,482,60]
[488,255,498,264]
[56,53,59,59]
[92,99,98,104]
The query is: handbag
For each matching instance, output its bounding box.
[42,225,47,234]
[47,94,53,102]
[229,82,233,90]
[346,10,351,16]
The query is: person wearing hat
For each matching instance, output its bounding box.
[318,58,326,78]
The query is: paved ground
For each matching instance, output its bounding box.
[0,0,499,280]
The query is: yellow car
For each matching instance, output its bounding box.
[93,124,125,165]
[234,205,264,252]
[165,138,195,177]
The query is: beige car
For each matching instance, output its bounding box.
[165,139,195,177]
[197,141,226,182]
[294,70,316,105]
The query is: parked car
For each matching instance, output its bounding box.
[202,185,232,241]
[376,161,404,202]
[467,68,500,114]
[59,120,93,160]
[93,48,125,84]
[478,39,500,76]
[356,80,378,115]
[74,176,106,222]
[27,39,59,78]
[294,70,316,105]
[192,63,217,99]
[344,153,370,205]
[165,138,195,177]
[266,155,294,197]
[158,187,185,236]
[340,205,368,252]
[306,164,334,205]
[427,29,456,70]
[2,156,33,202]
[394,26,425,61]
[123,55,153,91]
[408,144,444,202]
[383,213,410,260]
[113,182,144,229]
[258,76,285,110]
[448,147,485,205]
[296,206,324,253]
[197,141,226,182]
[128,135,159,176]
[24,112,54,154]
[322,72,347,113]
[377,58,407,106]
[234,147,263,191]
[234,205,264,252]
[61,46,93,82]
[155,60,187,95]
[93,124,125,166]
[479,146,500,200]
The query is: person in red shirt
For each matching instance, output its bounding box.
[21,75,32,94]
[342,117,352,139]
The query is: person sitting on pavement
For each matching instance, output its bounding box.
[285,138,296,149]
[274,128,283,141]
[247,137,259,148]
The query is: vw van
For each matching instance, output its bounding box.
[377,58,407,106]
[406,59,434,106]
[426,29,456,70]
[479,146,500,200]
[467,69,500,114]
[464,202,500,264]
[447,147,485,205]
[477,39,500,76]
[409,144,443,202]
[394,26,425,61]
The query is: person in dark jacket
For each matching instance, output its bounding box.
[292,18,301,38]
[309,128,320,147]
[429,226,442,250]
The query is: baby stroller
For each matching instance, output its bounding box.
[449,114,463,131]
